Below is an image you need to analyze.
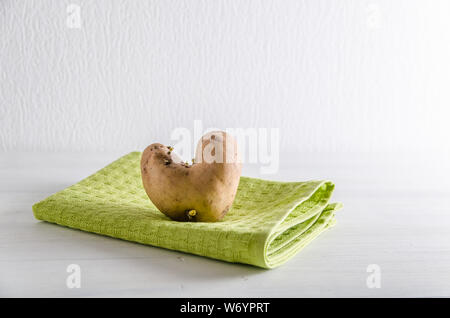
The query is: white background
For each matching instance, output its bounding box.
[1,1,450,297]
[2,0,450,155]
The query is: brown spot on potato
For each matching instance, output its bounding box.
[221,205,230,217]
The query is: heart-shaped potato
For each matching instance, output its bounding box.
[141,131,242,222]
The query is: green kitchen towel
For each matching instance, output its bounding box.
[32,152,342,269]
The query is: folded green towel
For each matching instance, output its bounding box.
[32,152,342,269]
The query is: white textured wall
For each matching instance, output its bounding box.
[1,0,450,154]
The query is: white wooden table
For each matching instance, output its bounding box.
[1,152,449,297]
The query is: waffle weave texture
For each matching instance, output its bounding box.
[32,152,342,268]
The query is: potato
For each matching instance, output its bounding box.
[140,131,242,222]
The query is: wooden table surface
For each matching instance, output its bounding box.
[1,151,449,297]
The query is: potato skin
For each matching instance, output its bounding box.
[141,132,242,222]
